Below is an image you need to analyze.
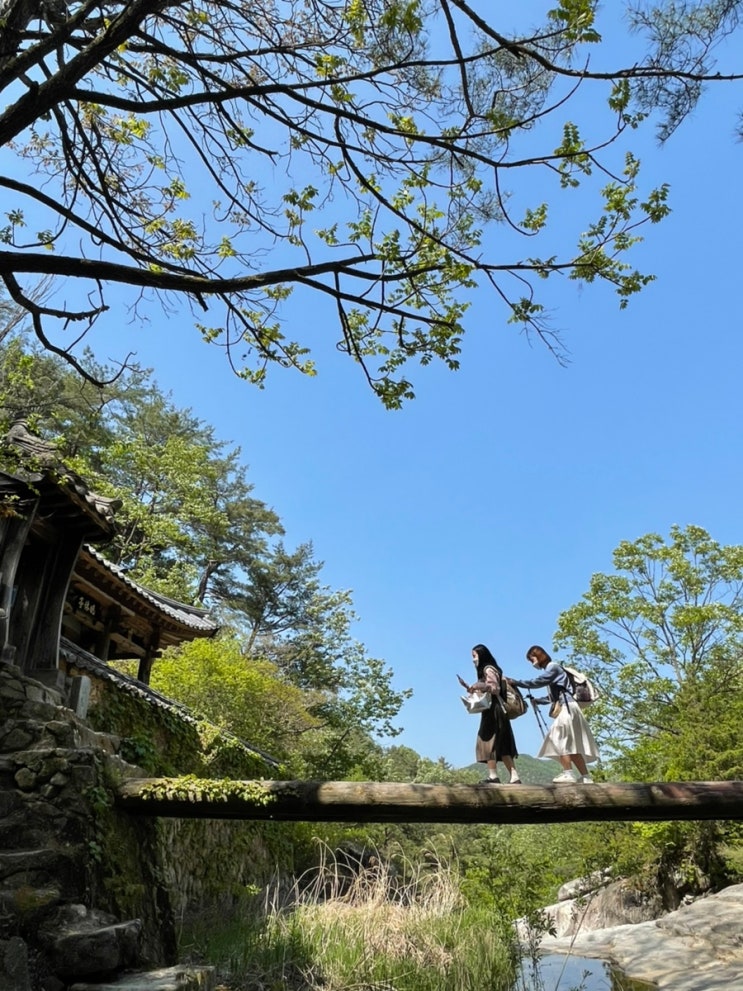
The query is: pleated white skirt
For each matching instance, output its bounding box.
[537,701,600,764]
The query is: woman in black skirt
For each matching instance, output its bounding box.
[467,643,521,785]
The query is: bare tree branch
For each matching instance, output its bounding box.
[1,0,740,404]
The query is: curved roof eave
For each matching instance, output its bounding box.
[79,545,220,637]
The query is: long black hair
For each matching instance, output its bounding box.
[472,643,503,680]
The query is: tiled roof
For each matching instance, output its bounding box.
[82,545,219,635]
[4,420,120,533]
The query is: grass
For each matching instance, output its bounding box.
[183,843,518,991]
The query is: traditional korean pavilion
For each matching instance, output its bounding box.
[0,420,218,693]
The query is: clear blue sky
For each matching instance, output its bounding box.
[44,8,743,768]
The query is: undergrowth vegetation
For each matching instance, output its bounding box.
[183,844,518,991]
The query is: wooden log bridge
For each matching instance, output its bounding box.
[115,779,743,825]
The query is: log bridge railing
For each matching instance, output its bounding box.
[115,779,743,825]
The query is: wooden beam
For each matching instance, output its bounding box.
[114,779,743,825]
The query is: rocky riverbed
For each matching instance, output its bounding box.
[541,882,743,990]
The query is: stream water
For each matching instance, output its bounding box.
[516,953,656,991]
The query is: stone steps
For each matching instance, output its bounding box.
[0,661,210,989]
[0,661,64,709]
[0,713,121,754]
[0,884,62,929]
[69,964,216,990]
[0,847,85,899]
[0,800,61,849]
[39,906,144,982]
[0,659,121,757]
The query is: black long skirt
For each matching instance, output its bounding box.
[475,702,518,763]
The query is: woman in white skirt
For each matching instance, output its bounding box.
[508,644,599,783]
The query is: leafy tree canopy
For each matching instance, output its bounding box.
[0,325,412,767]
[2,1,740,406]
[150,634,319,769]
[0,330,283,602]
[554,524,743,771]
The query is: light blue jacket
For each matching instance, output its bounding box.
[511,661,572,706]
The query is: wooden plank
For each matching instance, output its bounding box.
[114,779,743,825]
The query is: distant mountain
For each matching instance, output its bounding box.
[459,753,556,785]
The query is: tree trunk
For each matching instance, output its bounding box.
[115,779,743,825]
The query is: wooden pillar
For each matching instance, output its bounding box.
[1,426,118,687]
[96,604,122,662]
[7,538,48,674]
[25,532,84,688]
[0,491,39,664]
[137,627,161,685]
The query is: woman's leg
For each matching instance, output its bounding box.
[571,754,589,777]
[501,755,521,783]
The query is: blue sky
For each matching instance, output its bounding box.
[12,4,743,769]
[88,66,742,769]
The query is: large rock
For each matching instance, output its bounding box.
[557,868,612,902]
[541,882,743,991]
[0,936,32,991]
[0,848,85,901]
[69,964,216,990]
[530,877,663,938]
[39,905,142,979]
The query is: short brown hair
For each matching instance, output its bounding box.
[526,645,551,664]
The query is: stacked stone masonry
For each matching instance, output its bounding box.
[0,659,214,991]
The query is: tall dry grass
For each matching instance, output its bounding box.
[192,843,517,991]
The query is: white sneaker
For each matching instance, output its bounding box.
[552,770,576,784]
[579,775,595,784]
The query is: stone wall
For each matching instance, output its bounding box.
[0,658,178,987]
[0,658,284,988]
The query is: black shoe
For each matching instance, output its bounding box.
[476,777,500,785]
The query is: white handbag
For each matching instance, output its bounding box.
[460,691,492,714]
